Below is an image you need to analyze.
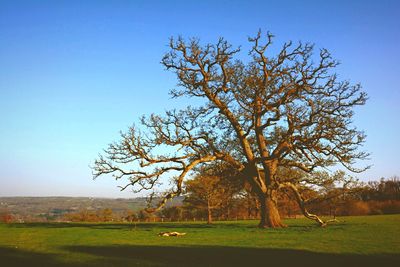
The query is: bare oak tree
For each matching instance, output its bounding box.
[92,31,368,228]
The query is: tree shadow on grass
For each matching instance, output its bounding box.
[65,245,400,267]
[1,245,399,267]
[0,247,79,267]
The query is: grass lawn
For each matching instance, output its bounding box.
[0,214,399,266]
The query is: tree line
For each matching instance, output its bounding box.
[1,176,398,224]
[160,170,400,224]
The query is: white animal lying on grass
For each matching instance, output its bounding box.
[158,231,187,237]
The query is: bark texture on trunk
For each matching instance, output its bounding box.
[258,193,286,228]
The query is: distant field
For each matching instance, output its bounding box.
[1,214,399,266]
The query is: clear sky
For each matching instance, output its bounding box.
[0,0,399,198]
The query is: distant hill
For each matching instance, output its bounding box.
[0,196,183,220]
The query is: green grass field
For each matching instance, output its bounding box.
[1,214,399,266]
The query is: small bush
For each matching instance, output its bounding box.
[0,212,13,223]
[341,201,370,216]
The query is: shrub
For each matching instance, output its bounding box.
[0,212,13,223]
[341,201,370,216]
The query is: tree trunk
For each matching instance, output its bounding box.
[207,198,212,224]
[258,193,286,228]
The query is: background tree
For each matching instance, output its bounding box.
[362,177,400,201]
[294,171,360,217]
[235,185,261,219]
[93,31,368,228]
[136,209,150,221]
[124,210,137,223]
[184,164,242,223]
[99,208,114,222]
[158,206,184,221]
[0,210,13,224]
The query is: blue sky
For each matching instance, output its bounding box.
[0,0,399,197]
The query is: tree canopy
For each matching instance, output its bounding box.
[93,31,368,228]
